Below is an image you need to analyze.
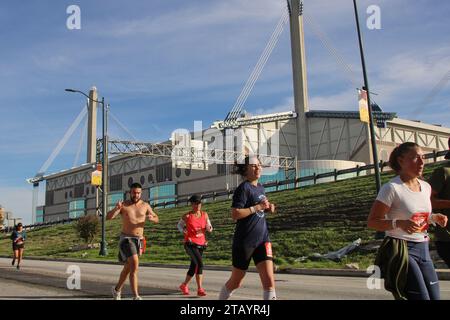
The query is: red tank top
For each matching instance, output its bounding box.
[184,211,207,245]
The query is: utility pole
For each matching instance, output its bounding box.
[100,100,109,256]
[353,0,382,193]
[353,0,384,239]
[66,88,109,255]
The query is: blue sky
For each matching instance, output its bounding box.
[0,0,449,224]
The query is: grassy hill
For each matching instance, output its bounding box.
[1,162,446,270]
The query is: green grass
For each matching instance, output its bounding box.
[0,162,445,270]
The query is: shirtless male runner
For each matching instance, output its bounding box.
[107,182,159,300]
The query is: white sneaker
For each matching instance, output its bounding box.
[112,286,121,300]
[133,296,142,300]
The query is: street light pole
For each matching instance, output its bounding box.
[352,0,382,193]
[100,98,108,256]
[352,0,384,240]
[65,88,108,255]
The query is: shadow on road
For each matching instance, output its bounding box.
[0,266,179,299]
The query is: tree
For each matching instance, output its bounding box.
[75,215,100,244]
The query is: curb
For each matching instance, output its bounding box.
[2,255,450,280]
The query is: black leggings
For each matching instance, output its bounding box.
[184,243,204,277]
[405,241,440,300]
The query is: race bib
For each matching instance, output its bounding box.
[265,242,273,258]
[411,212,430,232]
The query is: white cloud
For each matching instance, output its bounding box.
[100,0,285,38]
[378,50,450,90]
[250,96,295,115]
[309,89,358,111]
[369,45,450,118]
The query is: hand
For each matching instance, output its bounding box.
[115,201,123,211]
[206,225,213,232]
[259,199,271,211]
[432,214,448,228]
[268,203,276,214]
[397,219,422,234]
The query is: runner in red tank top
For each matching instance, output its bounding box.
[177,194,213,296]
[184,208,207,246]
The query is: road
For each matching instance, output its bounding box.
[1,258,450,300]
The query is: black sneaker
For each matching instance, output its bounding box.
[11,259,15,266]
[16,265,20,270]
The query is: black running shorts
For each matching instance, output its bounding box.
[12,242,24,251]
[232,242,273,271]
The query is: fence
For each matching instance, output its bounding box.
[1,218,77,234]
[151,149,448,208]
[3,149,447,232]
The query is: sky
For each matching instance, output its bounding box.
[0,0,449,224]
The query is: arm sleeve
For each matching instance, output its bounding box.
[177,219,186,234]
[376,183,396,208]
[232,185,248,209]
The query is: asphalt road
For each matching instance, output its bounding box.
[1,258,450,300]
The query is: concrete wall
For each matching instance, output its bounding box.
[308,117,370,163]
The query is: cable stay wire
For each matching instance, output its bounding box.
[109,110,139,141]
[411,69,450,115]
[36,103,88,176]
[303,12,359,89]
[225,8,289,124]
[73,115,88,167]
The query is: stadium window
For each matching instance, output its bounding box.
[157,164,172,182]
[74,183,84,198]
[46,191,54,206]
[217,164,226,175]
[110,174,123,191]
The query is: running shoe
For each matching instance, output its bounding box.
[11,259,15,266]
[16,265,20,270]
[112,286,121,300]
[179,283,189,295]
[133,296,142,300]
[197,288,207,297]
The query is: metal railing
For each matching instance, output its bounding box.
[1,218,77,234]
[149,149,448,208]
